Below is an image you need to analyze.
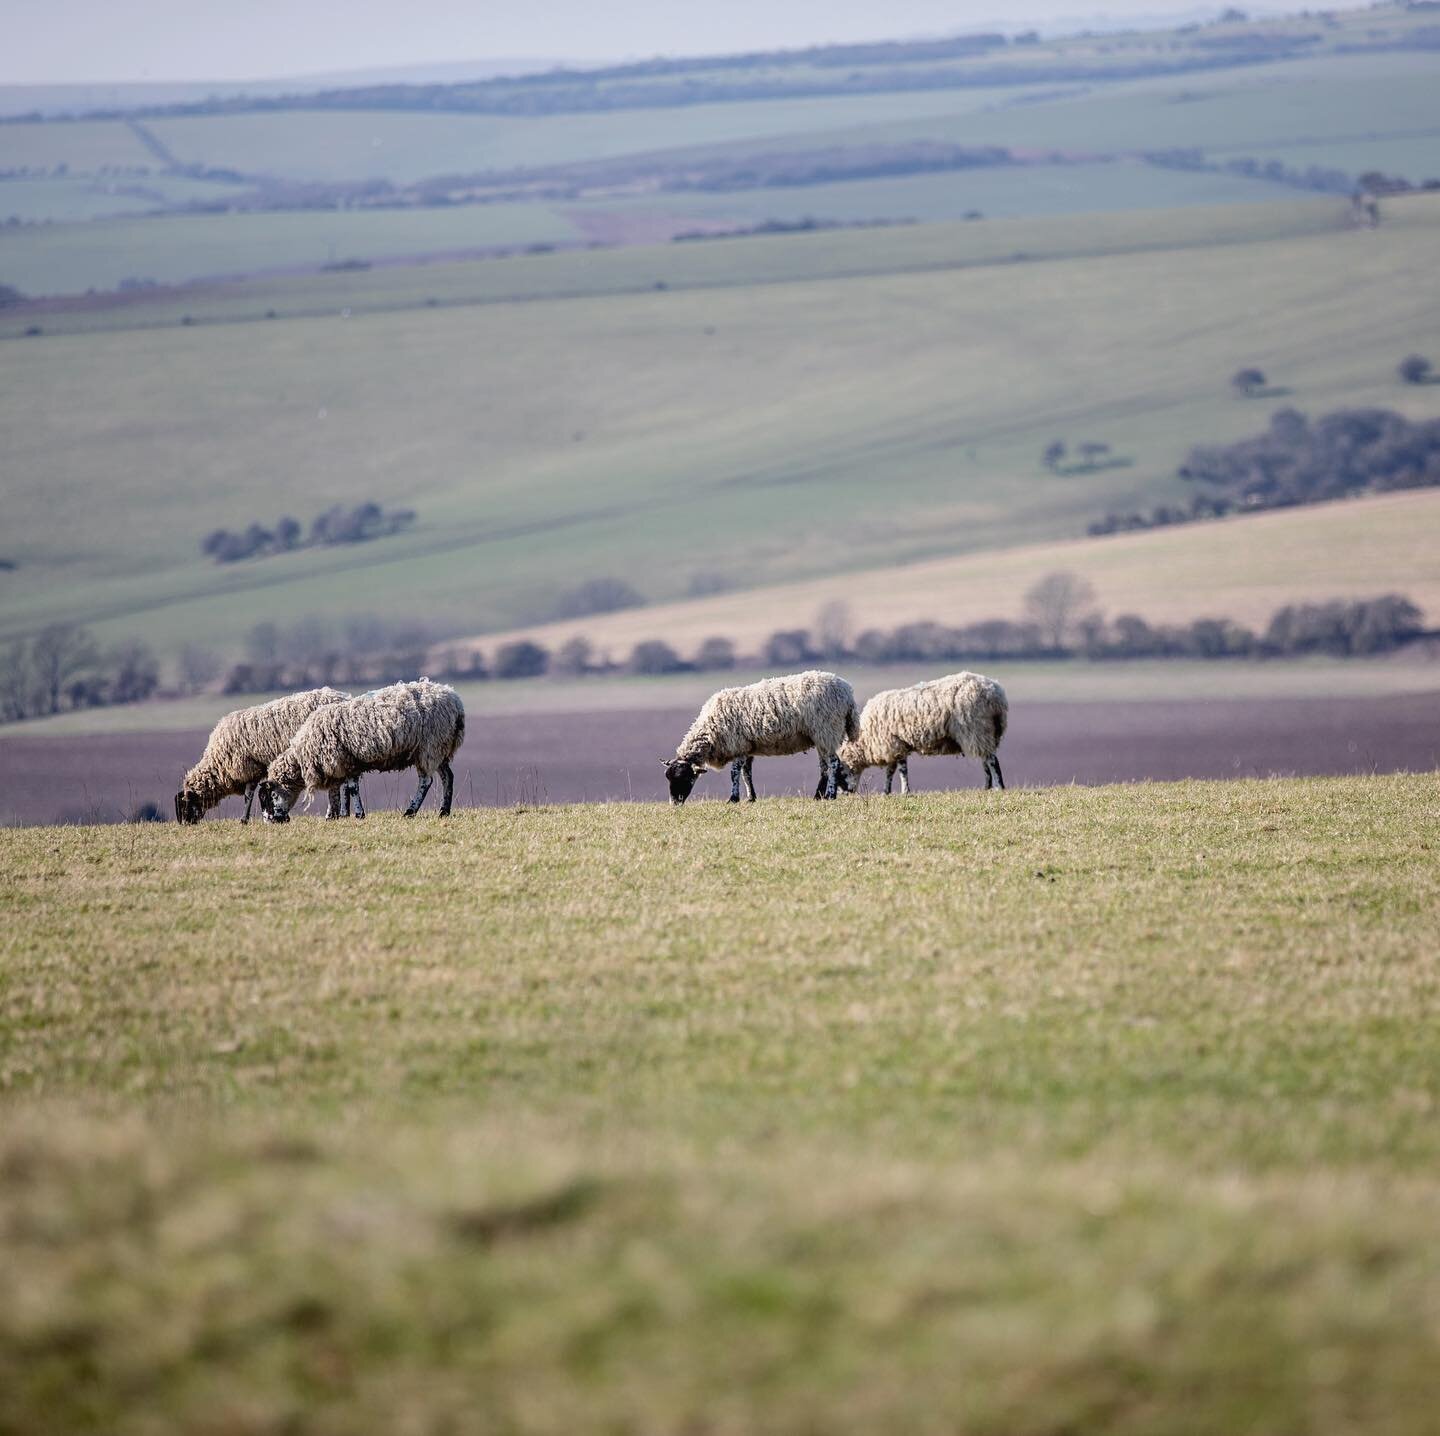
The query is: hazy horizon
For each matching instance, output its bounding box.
[3,0,1307,87]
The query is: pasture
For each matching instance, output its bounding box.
[3,197,1439,665]
[2,775,1439,1432]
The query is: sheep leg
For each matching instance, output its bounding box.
[325,787,342,820]
[823,754,840,801]
[404,771,433,818]
[813,753,828,800]
[350,781,366,820]
[742,756,756,802]
[438,761,454,817]
[729,759,743,803]
[884,763,896,795]
[986,755,1005,791]
[897,758,909,795]
[240,781,257,823]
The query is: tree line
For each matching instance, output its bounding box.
[201,502,416,564]
[0,626,161,723]
[1,580,1425,726]
[1089,405,1440,537]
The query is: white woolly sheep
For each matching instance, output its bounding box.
[174,687,358,824]
[257,678,465,822]
[663,669,859,805]
[836,671,1007,794]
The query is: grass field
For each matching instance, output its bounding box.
[3,196,1438,664]
[3,775,1439,1431]
[0,163,1311,296]
[141,89,1031,183]
[0,191,1346,331]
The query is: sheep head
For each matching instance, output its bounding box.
[663,758,706,806]
[173,788,206,825]
[256,778,298,823]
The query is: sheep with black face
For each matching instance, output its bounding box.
[174,687,358,824]
[664,670,859,805]
[258,679,464,823]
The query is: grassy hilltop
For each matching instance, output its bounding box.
[2,775,1439,1431]
[4,196,1440,663]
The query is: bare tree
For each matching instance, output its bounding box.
[177,643,222,695]
[1023,572,1099,652]
[0,639,31,722]
[245,621,280,665]
[552,637,594,676]
[815,599,852,658]
[1042,439,1067,472]
[694,637,736,670]
[30,625,98,715]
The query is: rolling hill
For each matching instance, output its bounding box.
[452,489,1440,664]
[2,194,1439,669]
[2,4,1437,301]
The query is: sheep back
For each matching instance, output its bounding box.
[841,671,1007,774]
[271,679,465,795]
[677,670,857,768]
[183,686,350,806]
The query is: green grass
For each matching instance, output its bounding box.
[141,87,1032,184]
[0,117,152,171]
[861,49,1440,162]
[3,196,1438,663]
[2,776,1439,1432]
[0,173,253,225]
[604,159,1301,227]
[0,202,586,295]
[0,163,1310,296]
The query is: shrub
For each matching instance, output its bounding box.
[628,640,686,675]
[493,641,549,680]
[762,630,816,666]
[553,577,645,620]
[694,637,736,670]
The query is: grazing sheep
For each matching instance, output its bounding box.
[257,679,465,823]
[663,670,859,805]
[174,687,358,824]
[836,671,1007,794]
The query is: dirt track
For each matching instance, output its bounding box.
[2,694,1436,827]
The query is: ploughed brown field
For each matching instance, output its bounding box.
[2,693,1436,826]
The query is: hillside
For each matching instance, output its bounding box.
[4,777,1440,1431]
[456,489,1440,662]
[2,5,1437,298]
[3,195,1438,666]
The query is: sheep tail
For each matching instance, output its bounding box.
[993,707,1007,750]
[845,702,860,744]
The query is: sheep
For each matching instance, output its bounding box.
[836,671,1007,795]
[663,670,859,805]
[174,687,359,824]
[257,678,465,823]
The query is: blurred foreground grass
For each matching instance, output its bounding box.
[2,776,1438,1433]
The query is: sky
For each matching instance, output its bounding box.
[2,1,1269,86]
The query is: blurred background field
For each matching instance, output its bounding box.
[2,0,1439,775]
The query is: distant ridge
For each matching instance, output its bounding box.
[0,59,570,119]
